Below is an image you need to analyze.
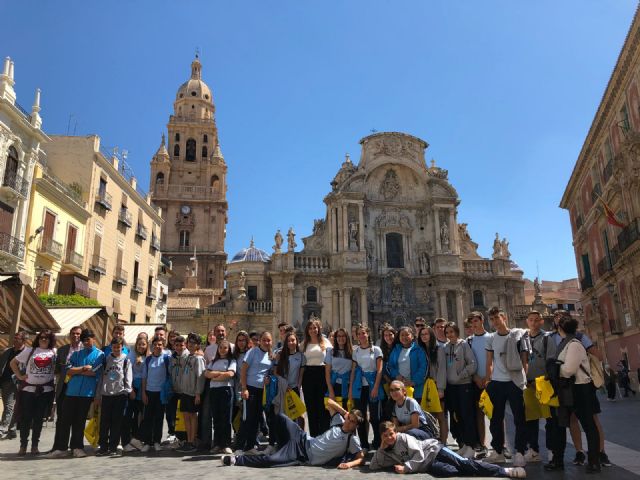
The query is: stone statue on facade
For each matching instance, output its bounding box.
[492,233,502,258]
[501,237,511,258]
[273,229,283,253]
[237,271,247,299]
[287,227,297,252]
[348,222,359,250]
[440,220,450,251]
[534,277,541,296]
[419,251,431,275]
[380,169,401,200]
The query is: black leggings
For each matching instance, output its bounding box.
[210,387,233,448]
[356,386,382,449]
[18,390,53,448]
[234,385,263,451]
[302,366,328,437]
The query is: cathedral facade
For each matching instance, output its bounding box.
[150,56,227,299]
[219,131,525,336]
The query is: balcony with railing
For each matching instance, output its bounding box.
[248,300,273,313]
[151,233,161,251]
[153,183,222,200]
[15,102,32,123]
[294,254,330,272]
[113,267,128,286]
[463,260,494,278]
[63,250,84,270]
[135,223,148,240]
[118,208,133,228]
[38,237,63,261]
[617,218,640,254]
[95,189,112,210]
[89,254,107,275]
[132,277,144,293]
[1,170,29,197]
[146,283,157,300]
[0,232,25,260]
[580,276,593,291]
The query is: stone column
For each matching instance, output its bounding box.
[434,207,441,253]
[438,290,448,319]
[343,287,352,333]
[455,290,465,331]
[329,207,336,253]
[360,288,368,327]
[449,209,458,254]
[285,287,294,326]
[358,204,365,251]
[342,204,349,252]
[332,290,341,328]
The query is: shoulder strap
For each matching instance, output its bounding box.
[543,334,549,357]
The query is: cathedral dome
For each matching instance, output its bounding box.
[230,239,270,263]
[175,56,213,104]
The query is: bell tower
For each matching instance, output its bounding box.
[150,55,228,293]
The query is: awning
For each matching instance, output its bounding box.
[123,324,166,346]
[0,272,59,335]
[48,306,114,347]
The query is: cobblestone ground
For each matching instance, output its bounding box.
[0,392,638,479]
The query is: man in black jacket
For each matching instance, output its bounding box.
[0,331,27,439]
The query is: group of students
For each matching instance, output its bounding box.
[1,306,609,476]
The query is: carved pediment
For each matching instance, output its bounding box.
[375,209,412,230]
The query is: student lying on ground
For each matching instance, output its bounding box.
[221,397,365,469]
[369,422,527,478]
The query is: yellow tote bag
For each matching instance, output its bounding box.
[535,376,560,407]
[406,386,415,398]
[232,408,242,432]
[478,389,493,419]
[524,385,551,421]
[420,378,443,413]
[84,405,100,447]
[175,399,186,432]
[284,390,307,419]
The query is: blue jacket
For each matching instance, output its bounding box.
[386,343,428,399]
[351,367,385,401]
[65,346,105,398]
[329,370,352,398]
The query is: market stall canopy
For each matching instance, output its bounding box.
[48,306,114,347]
[0,272,59,336]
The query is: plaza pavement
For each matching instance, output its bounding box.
[0,392,638,479]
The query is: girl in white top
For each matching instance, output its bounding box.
[300,318,330,437]
[325,327,355,410]
[205,340,236,453]
[10,329,57,455]
[350,324,384,450]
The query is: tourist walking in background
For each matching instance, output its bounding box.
[0,331,27,440]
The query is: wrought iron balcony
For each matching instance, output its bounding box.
[95,189,112,210]
[118,209,133,228]
[89,254,107,275]
[580,276,593,291]
[132,277,144,293]
[617,218,639,254]
[114,267,128,285]
[0,232,25,260]
[38,237,63,261]
[147,283,157,300]
[135,224,148,240]
[151,233,161,251]
[1,170,29,197]
[64,250,84,270]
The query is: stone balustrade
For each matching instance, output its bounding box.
[294,254,330,272]
[463,260,494,277]
[248,300,273,313]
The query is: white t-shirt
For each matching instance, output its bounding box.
[398,347,412,379]
[204,342,235,363]
[306,413,362,465]
[353,345,382,386]
[207,358,237,388]
[304,343,327,366]
[486,332,511,382]
[15,347,56,393]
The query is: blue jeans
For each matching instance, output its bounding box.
[430,447,508,477]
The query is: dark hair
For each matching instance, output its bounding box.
[112,325,125,333]
[69,326,82,334]
[488,306,505,317]
[414,316,426,326]
[303,318,327,351]
[213,339,231,363]
[249,331,258,338]
[417,326,438,367]
[558,316,578,335]
[187,332,201,345]
[151,335,166,346]
[349,409,365,426]
[528,310,542,319]
[155,326,167,333]
[380,324,396,361]
[332,328,353,360]
[444,321,459,337]
[397,326,414,345]
[15,331,29,341]
[276,332,299,378]
[80,329,95,341]
[433,317,447,326]
[277,322,289,329]
[173,335,185,344]
[379,420,396,435]
[233,330,250,359]
[33,329,56,349]
[110,337,124,346]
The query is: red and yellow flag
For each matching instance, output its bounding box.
[598,196,626,228]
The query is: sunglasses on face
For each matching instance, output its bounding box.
[390,387,402,392]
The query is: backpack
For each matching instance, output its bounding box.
[423,410,440,440]
[588,354,604,388]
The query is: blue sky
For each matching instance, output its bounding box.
[3,0,637,281]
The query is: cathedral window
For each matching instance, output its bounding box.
[4,146,19,185]
[473,290,484,307]
[155,172,164,184]
[185,138,196,161]
[202,146,208,158]
[385,233,404,268]
[210,175,220,191]
[179,230,190,247]
[306,286,318,303]
[174,144,180,157]
[203,134,208,143]
[204,94,209,100]
[191,91,197,96]
[175,133,180,142]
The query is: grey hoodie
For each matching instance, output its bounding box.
[369,433,442,473]
[526,330,556,381]
[170,350,205,396]
[97,353,132,398]
[445,339,477,385]
[427,345,447,391]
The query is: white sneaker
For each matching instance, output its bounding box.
[115,444,123,454]
[524,449,540,462]
[43,449,68,458]
[222,447,233,454]
[505,467,527,478]
[72,448,87,458]
[139,444,150,453]
[129,438,144,450]
[512,452,527,467]
[123,443,137,452]
[153,442,164,451]
[485,450,506,463]
[459,445,476,459]
[262,445,277,455]
[164,434,177,443]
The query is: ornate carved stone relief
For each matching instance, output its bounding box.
[375,209,411,230]
[380,169,401,200]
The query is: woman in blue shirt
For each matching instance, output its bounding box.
[234,331,273,454]
[387,327,427,404]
